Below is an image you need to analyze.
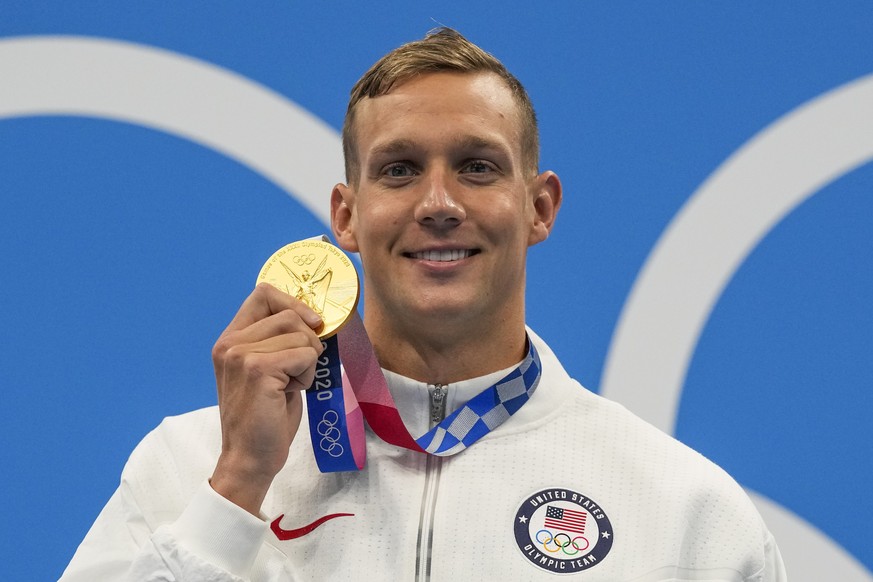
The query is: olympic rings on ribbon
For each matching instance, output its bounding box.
[317,409,344,457]
[535,528,590,556]
[293,253,316,266]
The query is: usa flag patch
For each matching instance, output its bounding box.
[513,488,613,575]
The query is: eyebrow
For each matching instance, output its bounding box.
[369,139,417,158]
[368,135,511,158]
[453,135,508,154]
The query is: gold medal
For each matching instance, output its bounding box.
[257,237,360,339]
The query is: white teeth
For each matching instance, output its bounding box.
[412,249,473,262]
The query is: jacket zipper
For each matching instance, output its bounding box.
[415,384,447,582]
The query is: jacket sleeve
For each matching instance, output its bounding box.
[60,410,273,582]
[61,480,269,582]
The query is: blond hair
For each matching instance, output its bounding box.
[342,27,539,184]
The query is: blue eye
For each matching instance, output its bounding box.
[464,160,492,173]
[384,163,415,177]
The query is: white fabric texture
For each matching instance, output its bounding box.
[60,330,786,581]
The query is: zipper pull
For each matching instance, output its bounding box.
[428,384,448,426]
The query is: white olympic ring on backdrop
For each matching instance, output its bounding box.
[600,72,873,580]
[317,410,344,457]
[0,36,869,580]
[0,36,342,225]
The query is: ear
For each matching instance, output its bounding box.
[330,183,359,253]
[528,171,562,246]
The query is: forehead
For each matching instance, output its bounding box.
[351,72,524,159]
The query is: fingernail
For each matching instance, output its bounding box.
[305,311,323,327]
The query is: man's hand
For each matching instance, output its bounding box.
[209,283,324,516]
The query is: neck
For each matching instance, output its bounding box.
[364,310,527,385]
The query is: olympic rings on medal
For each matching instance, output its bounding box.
[293,253,316,266]
[536,528,590,556]
[317,409,344,457]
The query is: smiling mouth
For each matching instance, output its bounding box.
[406,249,479,262]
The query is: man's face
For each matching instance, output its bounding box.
[332,72,559,333]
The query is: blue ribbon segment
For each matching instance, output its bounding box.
[306,335,358,472]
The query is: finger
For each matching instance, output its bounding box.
[243,329,322,357]
[218,308,324,355]
[217,329,322,379]
[216,328,321,375]
[221,344,320,394]
[225,283,322,333]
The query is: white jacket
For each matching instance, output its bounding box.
[61,331,786,581]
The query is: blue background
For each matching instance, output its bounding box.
[1,2,871,579]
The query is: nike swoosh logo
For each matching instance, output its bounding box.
[271,512,355,540]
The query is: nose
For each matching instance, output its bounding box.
[414,169,466,227]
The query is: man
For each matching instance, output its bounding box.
[62,28,786,581]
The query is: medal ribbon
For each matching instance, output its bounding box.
[305,311,542,472]
[304,332,366,472]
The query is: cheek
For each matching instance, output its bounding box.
[476,199,530,239]
[353,207,397,251]
[364,199,406,232]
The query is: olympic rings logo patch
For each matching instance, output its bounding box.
[293,253,316,266]
[317,410,344,458]
[513,488,613,574]
[535,529,589,555]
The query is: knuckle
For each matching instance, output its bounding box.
[221,346,264,382]
[254,281,274,296]
[212,335,233,360]
[289,347,318,378]
[295,365,317,390]
[253,282,280,306]
[277,308,302,329]
[302,345,319,364]
[220,343,248,367]
[242,358,266,382]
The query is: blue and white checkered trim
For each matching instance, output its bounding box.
[417,339,542,455]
